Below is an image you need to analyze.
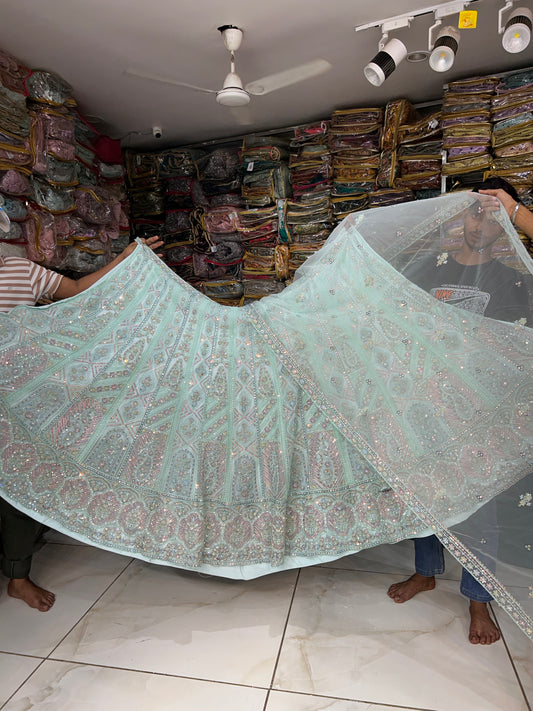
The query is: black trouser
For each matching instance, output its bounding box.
[0,497,45,579]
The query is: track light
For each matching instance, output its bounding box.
[356,2,474,84]
[364,37,408,86]
[429,25,461,71]
[501,6,532,52]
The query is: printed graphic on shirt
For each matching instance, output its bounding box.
[430,284,490,315]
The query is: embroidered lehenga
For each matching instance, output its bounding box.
[1,192,532,637]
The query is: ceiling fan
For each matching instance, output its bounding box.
[124,25,332,110]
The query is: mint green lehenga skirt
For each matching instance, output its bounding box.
[1,193,532,638]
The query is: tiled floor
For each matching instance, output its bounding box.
[0,534,531,711]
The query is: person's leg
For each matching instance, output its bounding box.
[0,498,55,611]
[387,535,444,602]
[460,568,500,645]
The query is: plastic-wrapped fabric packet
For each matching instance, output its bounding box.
[24,207,57,263]
[193,252,242,280]
[441,154,492,175]
[204,205,241,234]
[381,99,416,151]
[128,186,165,218]
[492,100,533,122]
[201,280,244,300]
[98,162,124,180]
[242,245,277,275]
[63,245,108,272]
[196,147,241,180]
[494,140,533,157]
[1,195,27,221]
[242,276,285,298]
[201,176,242,197]
[368,188,414,207]
[164,209,192,235]
[447,146,490,161]
[164,242,193,265]
[36,156,78,186]
[26,71,74,106]
[484,167,533,185]
[446,76,500,93]
[497,68,533,91]
[75,186,118,224]
[75,162,98,186]
[330,107,383,135]
[0,170,31,196]
[0,49,31,93]
[0,219,22,242]
[157,148,204,178]
[331,194,369,216]
[0,144,31,168]
[394,172,442,190]
[0,86,30,136]
[274,244,290,280]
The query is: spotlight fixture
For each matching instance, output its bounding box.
[355,2,474,85]
[429,25,461,71]
[501,5,533,52]
[364,37,408,86]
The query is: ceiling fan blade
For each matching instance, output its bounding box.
[124,68,216,94]
[228,106,254,126]
[245,58,332,96]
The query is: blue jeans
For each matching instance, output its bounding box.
[414,535,492,603]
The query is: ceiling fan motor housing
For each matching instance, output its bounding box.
[216,69,251,106]
[216,87,250,106]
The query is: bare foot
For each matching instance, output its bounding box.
[7,577,55,612]
[387,573,436,603]
[469,601,500,645]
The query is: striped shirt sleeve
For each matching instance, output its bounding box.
[0,257,63,312]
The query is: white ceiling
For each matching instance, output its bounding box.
[2,0,533,150]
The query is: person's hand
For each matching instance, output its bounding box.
[121,235,164,260]
[477,188,518,221]
[140,235,164,257]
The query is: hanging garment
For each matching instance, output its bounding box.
[1,192,532,640]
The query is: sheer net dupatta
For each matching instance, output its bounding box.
[259,191,532,637]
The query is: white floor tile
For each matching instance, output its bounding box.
[493,601,533,706]
[322,539,462,581]
[267,690,423,710]
[0,543,132,656]
[0,653,42,706]
[274,567,529,711]
[52,560,297,686]
[1,660,267,711]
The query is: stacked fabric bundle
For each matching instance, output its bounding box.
[489,68,533,190]
[395,110,443,196]
[125,146,206,281]
[329,107,383,221]
[0,49,31,254]
[237,204,283,300]
[282,120,334,280]
[125,149,165,241]
[0,50,129,272]
[23,68,130,273]
[241,135,291,207]
[365,99,418,208]
[441,75,499,187]
[375,99,416,190]
[192,145,245,303]
[488,68,533,257]
[191,203,244,297]
[238,135,291,294]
